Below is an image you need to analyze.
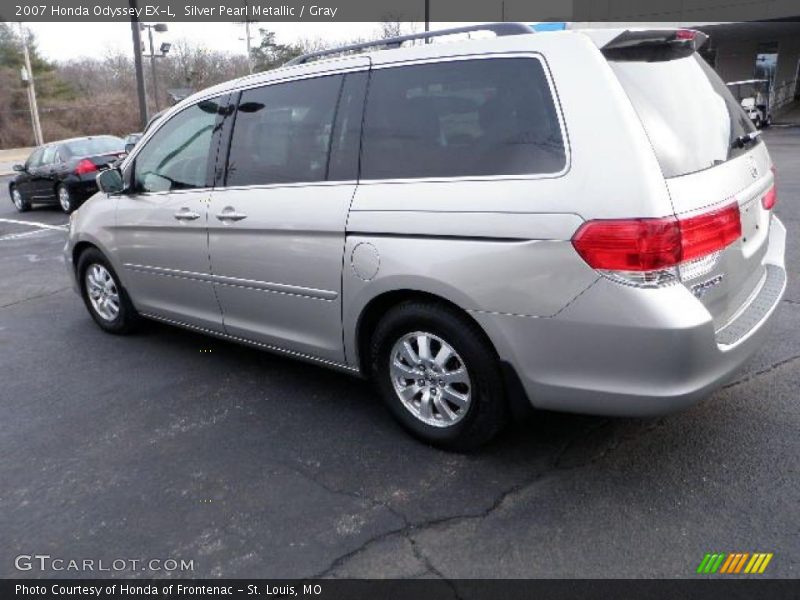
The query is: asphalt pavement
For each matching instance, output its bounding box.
[0,129,798,581]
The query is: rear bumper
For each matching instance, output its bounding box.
[65,175,99,200]
[474,216,787,417]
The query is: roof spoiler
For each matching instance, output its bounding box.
[603,29,708,51]
[601,29,708,61]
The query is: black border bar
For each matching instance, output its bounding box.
[4,579,800,600]
[4,0,800,23]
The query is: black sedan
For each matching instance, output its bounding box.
[9,135,126,213]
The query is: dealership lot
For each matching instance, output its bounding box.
[0,127,798,580]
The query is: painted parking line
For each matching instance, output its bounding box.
[0,229,60,242]
[0,217,68,231]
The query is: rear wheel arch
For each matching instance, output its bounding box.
[365,293,512,449]
[355,289,499,377]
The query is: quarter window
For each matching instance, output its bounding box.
[225,75,343,187]
[361,58,566,180]
[133,98,222,193]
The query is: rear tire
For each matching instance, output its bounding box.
[77,248,139,334]
[370,301,508,451]
[10,186,30,212]
[58,184,75,213]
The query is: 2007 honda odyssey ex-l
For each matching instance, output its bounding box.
[66,24,787,449]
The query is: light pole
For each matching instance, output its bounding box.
[245,17,253,74]
[141,23,168,112]
[424,0,430,43]
[236,1,255,75]
[18,24,43,146]
[129,0,148,129]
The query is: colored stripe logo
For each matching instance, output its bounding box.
[696,552,773,574]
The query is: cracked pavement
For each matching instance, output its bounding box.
[0,127,798,580]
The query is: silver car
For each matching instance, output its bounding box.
[66,25,786,449]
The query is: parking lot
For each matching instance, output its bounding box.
[0,127,798,580]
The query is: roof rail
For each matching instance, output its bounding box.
[284,22,533,66]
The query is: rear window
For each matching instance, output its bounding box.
[361,58,566,180]
[609,54,757,178]
[63,136,124,158]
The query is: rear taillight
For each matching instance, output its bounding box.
[571,218,681,273]
[763,167,777,210]
[762,186,777,210]
[572,203,741,287]
[679,203,742,261]
[75,159,97,176]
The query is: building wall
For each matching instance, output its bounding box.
[713,33,800,87]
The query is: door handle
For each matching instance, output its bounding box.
[215,206,247,222]
[173,208,200,221]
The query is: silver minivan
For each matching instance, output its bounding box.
[66,24,786,449]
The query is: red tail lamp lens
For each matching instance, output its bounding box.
[572,203,741,272]
[75,159,97,176]
[762,185,777,210]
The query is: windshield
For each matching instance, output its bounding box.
[609,53,757,178]
[63,136,125,158]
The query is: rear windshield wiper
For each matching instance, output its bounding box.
[732,130,762,149]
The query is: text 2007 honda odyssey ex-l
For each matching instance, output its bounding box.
[66,24,787,449]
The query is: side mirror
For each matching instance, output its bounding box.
[12,164,24,172]
[124,142,136,154]
[96,168,125,195]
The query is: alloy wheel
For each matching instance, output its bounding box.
[58,186,71,212]
[389,331,472,428]
[85,264,120,321]
[12,188,24,210]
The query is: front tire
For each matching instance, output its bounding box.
[58,184,75,213]
[370,301,508,451]
[11,186,31,212]
[77,248,138,334]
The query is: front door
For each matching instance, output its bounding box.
[29,145,58,201]
[113,96,229,330]
[207,68,369,362]
[16,148,43,199]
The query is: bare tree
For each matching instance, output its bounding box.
[2,27,431,148]
[377,15,418,39]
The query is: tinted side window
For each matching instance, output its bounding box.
[361,58,566,180]
[225,75,342,187]
[133,98,222,193]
